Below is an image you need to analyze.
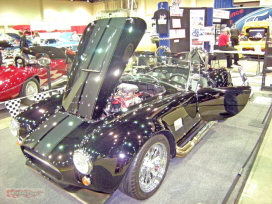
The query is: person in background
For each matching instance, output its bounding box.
[32,31,41,46]
[218,28,240,68]
[230,24,240,46]
[18,31,37,60]
[18,30,28,49]
[71,31,80,41]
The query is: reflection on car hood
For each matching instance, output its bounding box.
[62,17,146,120]
[6,33,32,45]
[30,46,67,59]
[6,33,20,40]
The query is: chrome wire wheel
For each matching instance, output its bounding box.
[119,134,170,200]
[20,78,40,105]
[139,142,168,193]
[25,80,39,98]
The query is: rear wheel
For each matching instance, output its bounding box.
[19,78,40,105]
[119,134,170,200]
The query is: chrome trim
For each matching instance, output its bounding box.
[176,121,217,158]
[139,142,168,193]
[81,69,100,73]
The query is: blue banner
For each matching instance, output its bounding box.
[225,7,272,30]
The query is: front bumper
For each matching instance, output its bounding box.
[239,41,265,50]
[25,160,112,204]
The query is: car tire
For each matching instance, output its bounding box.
[19,78,40,106]
[119,134,170,200]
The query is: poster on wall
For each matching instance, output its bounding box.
[170,0,183,16]
[198,26,215,42]
[170,29,185,39]
[198,26,215,51]
[190,9,205,50]
[170,8,184,17]
[172,19,181,28]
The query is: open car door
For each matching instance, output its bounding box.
[197,87,251,121]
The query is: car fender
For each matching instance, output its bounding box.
[15,94,63,138]
[0,65,40,101]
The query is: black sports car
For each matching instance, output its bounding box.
[10,17,251,203]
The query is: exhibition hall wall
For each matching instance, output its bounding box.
[0,0,215,33]
[1,0,272,34]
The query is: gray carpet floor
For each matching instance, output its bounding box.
[0,92,271,204]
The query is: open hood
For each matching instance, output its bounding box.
[62,17,146,120]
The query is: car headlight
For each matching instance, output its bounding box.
[73,149,93,174]
[10,118,20,137]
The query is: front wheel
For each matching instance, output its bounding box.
[19,78,40,105]
[119,134,170,200]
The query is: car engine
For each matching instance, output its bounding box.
[105,83,142,113]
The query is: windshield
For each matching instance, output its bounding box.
[248,28,266,41]
[125,48,208,91]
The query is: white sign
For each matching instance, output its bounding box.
[213,9,230,19]
[170,29,185,38]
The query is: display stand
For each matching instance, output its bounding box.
[153,2,170,55]
[153,3,213,54]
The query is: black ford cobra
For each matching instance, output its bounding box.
[10,17,251,203]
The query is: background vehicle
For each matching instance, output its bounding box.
[239,21,272,51]
[10,17,251,203]
[0,46,71,104]
[40,37,79,51]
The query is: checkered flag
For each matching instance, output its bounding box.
[5,99,21,118]
[34,92,51,102]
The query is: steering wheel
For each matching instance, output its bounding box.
[169,74,187,81]
[168,74,187,87]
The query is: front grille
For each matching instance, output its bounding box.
[24,148,62,180]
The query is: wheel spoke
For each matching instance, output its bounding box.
[139,142,168,193]
[24,80,39,100]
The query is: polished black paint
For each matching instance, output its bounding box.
[14,18,251,202]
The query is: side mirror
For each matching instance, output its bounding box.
[15,56,25,67]
[36,53,51,66]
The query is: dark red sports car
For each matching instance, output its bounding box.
[0,46,71,104]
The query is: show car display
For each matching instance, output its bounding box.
[0,46,71,103]
[0,33,33,59]
[40,37,79,51]
[10,17,251,203]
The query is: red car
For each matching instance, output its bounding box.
[0,46,71,104]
